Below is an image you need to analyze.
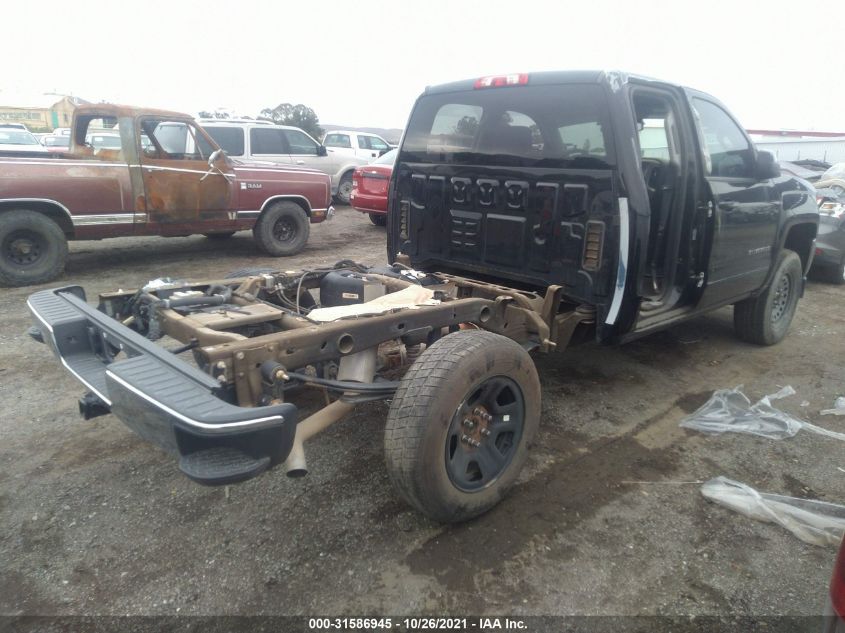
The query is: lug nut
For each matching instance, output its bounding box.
[462,418,475,429]
[473,407,483,416]
[483,413,493,422]
[480,428,491,437]
[461,434,481,447]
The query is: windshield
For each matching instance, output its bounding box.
[373,148,397,165]
[0,130,39,145]
[401,83,614,168]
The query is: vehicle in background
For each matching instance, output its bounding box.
[85,132,122,149]
[779,160,825,183]
[812,186,845,283]
[323,130,393,160]
[41,135,71,154]
[0,128,50,157]
[815,163,845,197]
[350,148,396,225]
[52,127,71,137]
[199,119,368,205]
[823,535,845,632]
[0,122,30,131]
[0,104,333,286]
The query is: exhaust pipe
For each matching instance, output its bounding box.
[284,348,376,476]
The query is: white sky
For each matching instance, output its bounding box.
[4,0,843,131]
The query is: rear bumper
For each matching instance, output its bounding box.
[311,206,335,222]
[27,287,297,485]
[350,191,388,214]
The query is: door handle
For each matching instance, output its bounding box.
[296,160,305,165]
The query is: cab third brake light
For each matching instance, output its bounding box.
[474,74,529,89]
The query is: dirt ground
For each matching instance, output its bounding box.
[1,206,844,619]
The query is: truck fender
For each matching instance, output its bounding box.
[0,198,74,236]
[258,195,312,218]
[761,217,818,295]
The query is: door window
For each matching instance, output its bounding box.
[692,98,754,178]
[204,126,245,156]
[140,119,208,160]
[324,133,351,148]
[284,129,319,155]
[250,128,289,155]
[368,136,390,151]
[357,135,372,150]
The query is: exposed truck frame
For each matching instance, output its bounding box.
[27,71,819,523]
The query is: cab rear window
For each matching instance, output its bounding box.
[401,83,614,169]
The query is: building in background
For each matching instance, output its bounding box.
[0,93,88,132]
[747,129,845,164]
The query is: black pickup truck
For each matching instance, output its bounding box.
[27,71,819,523]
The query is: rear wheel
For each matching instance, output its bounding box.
[334,173,354,205]
[384,330,540,523]
[734,249,802,345]
[0,209,68,287]
[203,231,236,240]
[252,201,310,256]
[369,213,387,226]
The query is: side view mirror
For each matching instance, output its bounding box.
[208,148,225,166]
[317,144,327,157]
[755,150,780,180]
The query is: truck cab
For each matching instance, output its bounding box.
[323,130,394,160]
[389,71,819,344]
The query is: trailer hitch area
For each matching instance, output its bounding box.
[27,326,45,344]
[79,391,111,420]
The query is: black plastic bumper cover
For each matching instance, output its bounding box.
[27,286,297,485]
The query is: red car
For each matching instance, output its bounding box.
[350,148,396,226]
[825,535,845,632]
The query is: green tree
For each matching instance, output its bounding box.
[259,103,323,139]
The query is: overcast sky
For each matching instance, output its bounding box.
[5,0,843,131]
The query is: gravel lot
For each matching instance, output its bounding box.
[1,206,844,618]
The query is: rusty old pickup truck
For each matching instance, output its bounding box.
[0,104,334,286]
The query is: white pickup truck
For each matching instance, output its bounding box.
[323,130,393,160]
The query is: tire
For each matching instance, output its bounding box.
[0,209,68,287]
[252,201,310,257]
[384,330,541,523]
[203,231,236,240]
[369,213,387,226]
[334,173,354,205]
[224,267,276,279]
[733,249,803,345]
